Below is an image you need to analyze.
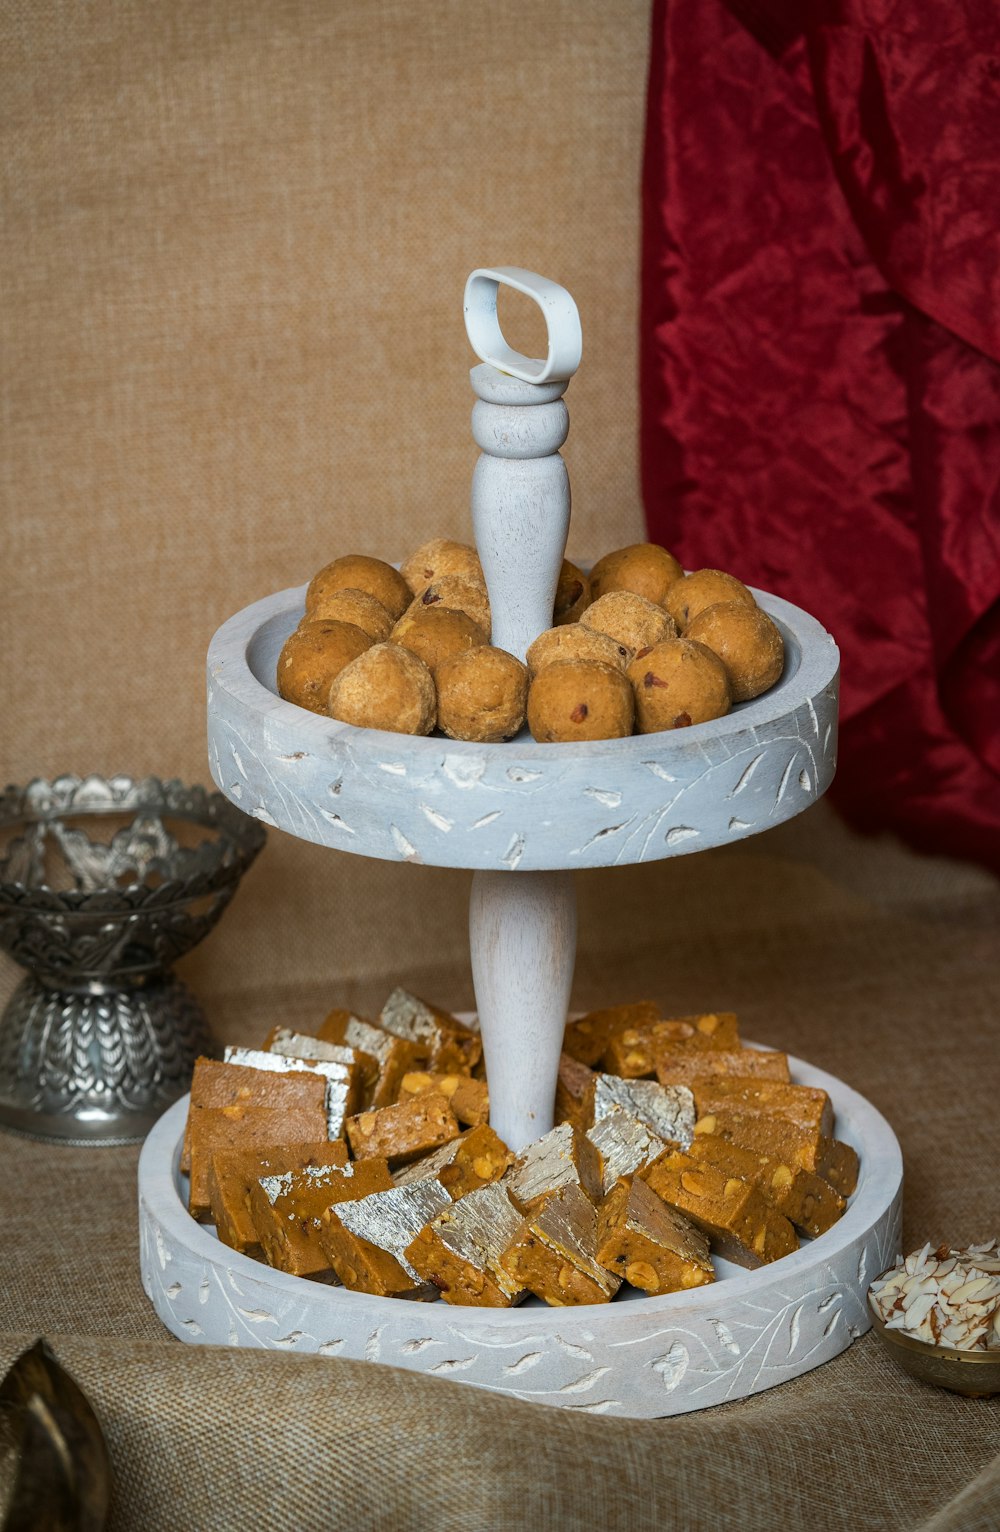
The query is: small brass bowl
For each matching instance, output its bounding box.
[867,1291,1000,1398]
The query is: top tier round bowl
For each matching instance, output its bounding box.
[206,583,839,872]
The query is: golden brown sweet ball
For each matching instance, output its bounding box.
[685,601,784,702]
[277,621,372,714]
[408,575,491,637]
[400,538,483,597]
[589,542,683,607]
[390,605,488,675]
[626,638,731,733]
[305,555,411,622]
[304,587,394,642]
[436,646,528,742]
[327,643,436,735]
[580,590,677,656]
[553,559,592,626]
[664,568,756,631]
[525,624,631,678]
[527,659,635,743]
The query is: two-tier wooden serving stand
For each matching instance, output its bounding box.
[139,269,902,1416]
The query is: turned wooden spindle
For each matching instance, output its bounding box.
[469,869,576,1151]
[470,365,570,664]
[463,267,583,1148]
[464,266,582,664]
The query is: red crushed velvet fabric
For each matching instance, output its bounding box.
[640,0,1000,871]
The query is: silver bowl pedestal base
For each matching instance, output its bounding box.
[0,972,215,1145]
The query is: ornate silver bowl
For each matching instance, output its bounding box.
[0,775,266,1144]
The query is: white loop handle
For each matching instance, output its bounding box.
[463,267,582,384]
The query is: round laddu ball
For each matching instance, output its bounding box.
[409,574,491,637]
[525,624,631,678]
[328,643,436,735]
[685,601,784,702]
[436,646,528,742]
[277,621,372,714]
[527,659,635,742]
[390,605,488,674]
[589,543,683,607]
[665,568,756,631]
[580,590,677,655]
[553,559,592,626]
[400,538,483,596]
[303,587,394,642]
[305,555,411,622]
[626,638,731,733]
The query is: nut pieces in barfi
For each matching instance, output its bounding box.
[184,992,857,1309]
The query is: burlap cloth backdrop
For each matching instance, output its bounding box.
[2,3,999,1527]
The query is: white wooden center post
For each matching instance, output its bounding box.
[463,268,583,1150]
[469,870,577,1151]
[179,271,871,1412]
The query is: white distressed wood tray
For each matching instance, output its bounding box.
[138,1049,902,1418]
[144,268,901,1413]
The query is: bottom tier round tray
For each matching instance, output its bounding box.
[139,1048,902,1419]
